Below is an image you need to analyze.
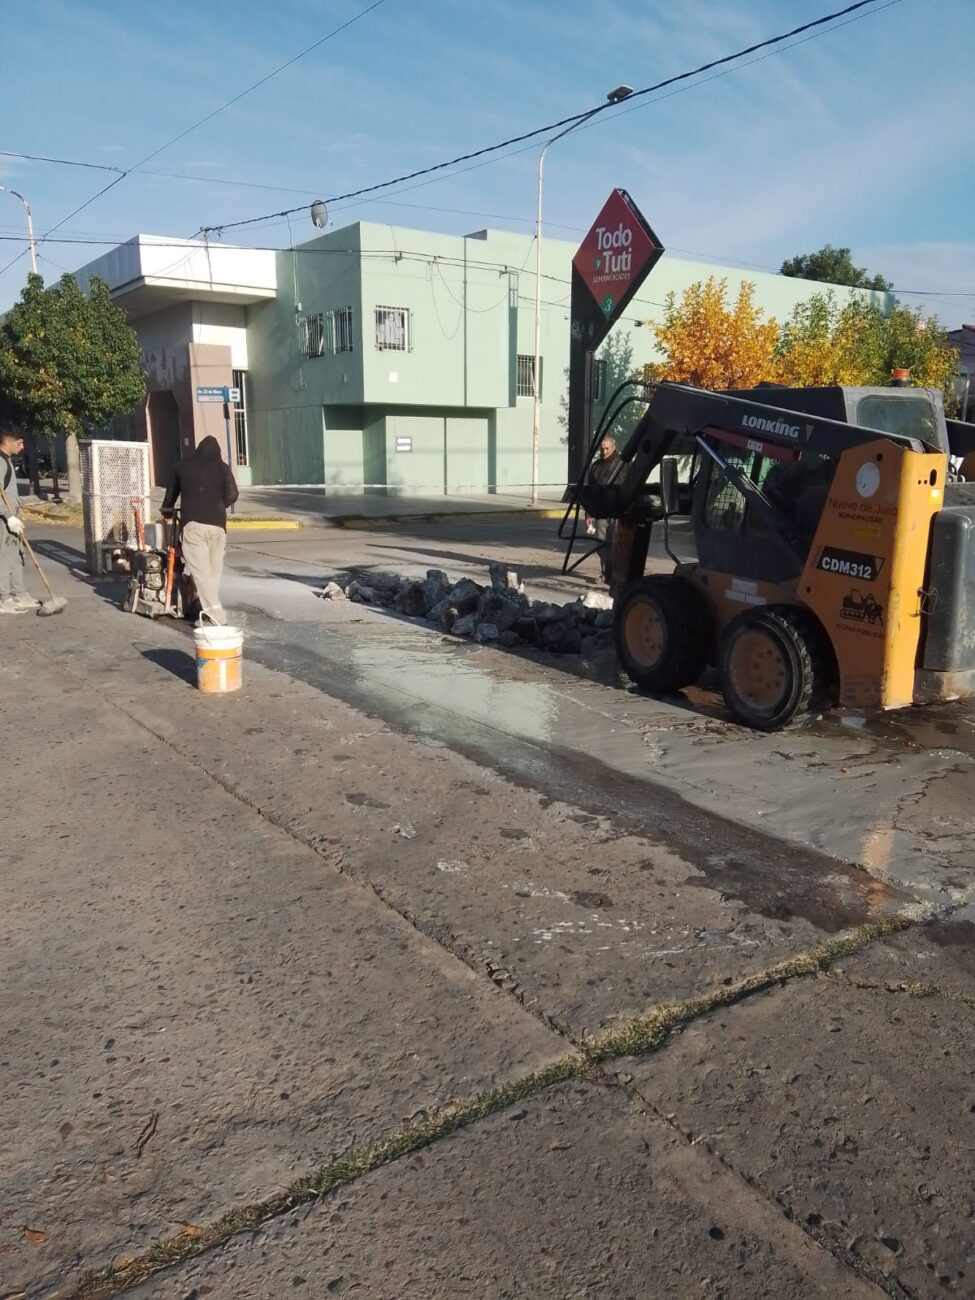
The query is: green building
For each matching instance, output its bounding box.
[73,223,892,493]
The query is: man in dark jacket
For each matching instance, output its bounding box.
[162,435,239,625]
[585,435,623,584]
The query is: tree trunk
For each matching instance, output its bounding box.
[66,432,82,502]
[49,434,62,502]
[25,430,41,497]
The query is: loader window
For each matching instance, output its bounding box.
[857,395,943,450]
[703,450,763,533]
[702,448,835,557]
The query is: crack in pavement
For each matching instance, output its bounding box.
[24,635,975,1300]
[68,913,929,1300]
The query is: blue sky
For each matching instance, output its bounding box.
[2,0,973,324]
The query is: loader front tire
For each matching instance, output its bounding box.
[718,606,827,731]
[614,575,711,694]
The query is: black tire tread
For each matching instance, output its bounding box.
[614,574,711,693]
[718,605,830,731]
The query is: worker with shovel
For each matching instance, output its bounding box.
[0,427,35,615]
[0,425,67,617]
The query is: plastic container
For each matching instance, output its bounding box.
[193,624,243,694]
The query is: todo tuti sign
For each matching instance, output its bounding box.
[572,188,663,322]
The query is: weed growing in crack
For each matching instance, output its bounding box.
[70,911,919,1299]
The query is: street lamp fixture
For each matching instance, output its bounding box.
[0,185,37,275]
[530,84,633,505]
[310,200,329,230]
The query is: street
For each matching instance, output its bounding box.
[3,515,975,1300]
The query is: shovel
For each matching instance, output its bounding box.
[0,482,67,616]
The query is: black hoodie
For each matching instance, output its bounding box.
[162,436,239,531]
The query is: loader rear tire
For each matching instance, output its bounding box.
[614,575,711,693]
[718,606,827,731]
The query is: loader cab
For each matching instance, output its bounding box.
[691,442,837,584]
[689,384,948,584]
[730,383,948,454]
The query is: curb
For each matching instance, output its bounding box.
[227,518,302,531]
[330,506,567,530]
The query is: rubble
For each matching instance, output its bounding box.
[317,565,615,657]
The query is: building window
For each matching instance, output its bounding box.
[375,305,411,352]
[299,307,354,357]
[325,306,354,354]
[517,354,542,399]
[232,369,248,467]
[592,359,607,404]
[300,312,325,358]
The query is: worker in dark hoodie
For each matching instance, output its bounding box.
[162,435,239,625]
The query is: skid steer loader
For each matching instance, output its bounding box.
[563,380,975,731]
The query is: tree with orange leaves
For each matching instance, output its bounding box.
[645,277,781,390]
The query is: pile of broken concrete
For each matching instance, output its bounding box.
[318,563,614,656]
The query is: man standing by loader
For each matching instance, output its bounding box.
[585,435,623,585]
[0,427,36,615]
[162,435,238,626]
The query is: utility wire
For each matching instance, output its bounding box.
[202,0,896,236]
[0,0,390,277]
[0,0,902,265]
[0,231,969,300]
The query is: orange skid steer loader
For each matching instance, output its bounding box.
[564,381,975,731]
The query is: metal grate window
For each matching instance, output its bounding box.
[517,354,542,399]
[299,312,325,358]
[299,308,354,358]
[232,369,248,466]
[375,305,411,352]
[325,306,354,354]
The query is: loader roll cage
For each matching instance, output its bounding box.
[560,382,933,581]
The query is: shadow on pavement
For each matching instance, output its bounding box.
[140,647,196,685]
[29,538,86,567]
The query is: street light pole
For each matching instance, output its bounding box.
[529,84,632,506]
[0,186,37,274]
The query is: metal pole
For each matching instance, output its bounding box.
[222,388,236,516]
[528,87,631,507]
[529,144,549,508]
[0,187,37,274]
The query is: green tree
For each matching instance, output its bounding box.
[780,244,893,291]
[0,272,145,498]
[776,291,956,395]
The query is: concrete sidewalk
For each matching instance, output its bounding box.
[230,485,567,528]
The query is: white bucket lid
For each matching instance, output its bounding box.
[194,624,243,649]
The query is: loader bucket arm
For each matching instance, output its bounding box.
[561,381,930,576]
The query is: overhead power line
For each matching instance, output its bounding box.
[202,0,897,237]
[0,0,390,276]
[0,231,969,300]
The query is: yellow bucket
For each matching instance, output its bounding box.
[193,624,243,694]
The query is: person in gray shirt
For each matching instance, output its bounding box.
[0,426,35,614]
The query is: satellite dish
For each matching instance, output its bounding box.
[310,201,329,230]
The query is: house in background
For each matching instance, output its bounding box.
[72,223,894,493]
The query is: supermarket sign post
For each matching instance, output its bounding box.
[572,188,663,323]
[565,190,664,482]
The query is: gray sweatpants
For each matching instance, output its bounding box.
[181,521,227,619]
[593,518,615,581]
[0,529,26,598]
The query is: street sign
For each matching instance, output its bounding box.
[572,189,664,322]
[196,385,240,404]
